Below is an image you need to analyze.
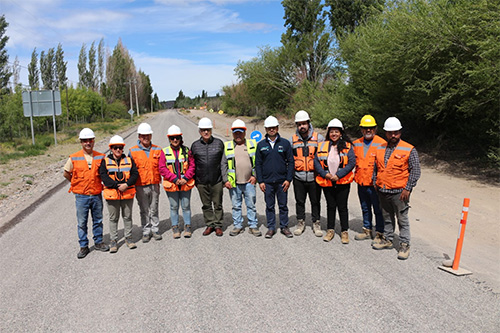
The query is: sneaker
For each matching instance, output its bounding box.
[355,227,372,241]
[372,236,393,250]
[265,229,276,239]
[323,229,335,242]
[94,242,109,252]
[248,227,262,237]
[152,232,162,241]
[230,227,243,236]
[281,227,293,238]
[294,219,305,236]
[313,222,323,237]
[172,226,181,239]
[372,232,383,245]
[142,234,151,243]
[109,240,118,253]
[125,238,137,249]
[184,225,192,238]
[341,231,349,244]
[77,246,90,259]
[397,243,410,260]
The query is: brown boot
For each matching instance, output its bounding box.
[323,229,335,242]
[294,219,305,236]
[355,227,372,241]
[341,231,349,244]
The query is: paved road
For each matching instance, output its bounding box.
[1,110,498,332]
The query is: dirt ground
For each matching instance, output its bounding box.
[1,108,499,291]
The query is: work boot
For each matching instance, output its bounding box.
[109,240,118,253]
[94,242,109,252]
[125,238,137,249]
[172,226,181,239]
[341,231,349,244]
[355,227,372,241]
[142,233,151,243]
[372,232,383,245]
[294,219,305,236]
[77,246,90,259]
[323,229,335,242]
[248,227,262,237]
[184,225,192,238]
[397,243,410,260]
[372,236,393,250]
[152,232,162,241]
[230,227,243,236]
[313,222,323,237]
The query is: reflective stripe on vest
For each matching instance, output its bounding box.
[129,145,162,186]
[353,135,386,186]
[103,156,136,200]
[375,140,413,190]
[315,141,354,187]
[69,150,104,195]
[162,146,195,192]
[224,139,257,187]
[292,132,318,172]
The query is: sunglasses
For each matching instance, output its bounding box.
[169,136,181,141]
[80,139,93,143]
[111,146,124,150]
[200,128,211,132]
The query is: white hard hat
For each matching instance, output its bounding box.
[327,118,344,130]
[137,122,153,135]
[295,110,310,123]
[109,135,125,146]
[167,125,182,137]
[79,128,95,139]
[231,119,247,131]
[264,116,279,128]
[383,117,402,131]
[198,117,213,129]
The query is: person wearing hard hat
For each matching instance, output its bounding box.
[255,116,294,239]
[190,117,226,236]
[352,115,386,243]
[99,135,139,253]
[129,123,163,243]
[159,125,196,239]
[372,117,421,260]
[314,118,356,244]
[290,110,325,237]
[64,128,109,259]
[222,119,261,237]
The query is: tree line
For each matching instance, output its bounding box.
[220,0,499,166]
[0,15,161,142]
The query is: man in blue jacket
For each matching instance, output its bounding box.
[255,116,294,239]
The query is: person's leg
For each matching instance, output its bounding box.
[377,192,396,242]
[324,187,337,230]
[179,190,192,226]
[308,181,322,223]
[121,199,134,240]
[336,184,351,232]
[212,182,224,228]
[392,195,411,245]
[277,183,289,229]
[357,185,373,230]
[264,183,276,230]
[243,183,258,228]
[229,186,243,229]
[369,186,385,234]
[293,179,306,221]
[197,184,215,227]
[75,194,91,248]
[89,194,104,244]
[167,191,180,226]
[135,185,150,235]
[106,200,120,241]
[149,184,161,234]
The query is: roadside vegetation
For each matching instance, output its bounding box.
[219,0,499,169]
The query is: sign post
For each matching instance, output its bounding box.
[128,109,135,122]
[22,90,62,145]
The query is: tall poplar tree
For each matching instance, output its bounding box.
[97,38,105,92]
[88,41,97,91]
[78,43,88,87]
[0,15,12,93]
[55,43,67,89]
[28,48,39,90]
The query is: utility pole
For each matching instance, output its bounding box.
[133,78,140,117]
[125,79,133,112]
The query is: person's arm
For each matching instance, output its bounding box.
[158,149,178,182]
[314,153,328,178]
[401,148,421,201]
[99,158,118,188]
[285,141,294,182]
[220,144,229,186]
[183,149,196,181]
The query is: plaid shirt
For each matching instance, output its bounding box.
[373,142,421,194]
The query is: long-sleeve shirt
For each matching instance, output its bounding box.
[255,133,294,184]
[158,146,195,183]
[99,153,139,188]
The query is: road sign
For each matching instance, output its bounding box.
[250,130,262,142]
[128,109,135,115]
[22,90,62,117]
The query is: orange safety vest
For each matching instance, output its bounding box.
[375,140,414,190]
[353,135,386,186]
[129,144,162,186]
[292,132,318,172]
[315,141,354,187]
[162,146,195,192]
[103,156,136,200]
[69,150,105,195]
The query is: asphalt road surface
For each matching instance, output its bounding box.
[1,110,498,332]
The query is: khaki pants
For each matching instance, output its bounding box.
[106,199,134,240]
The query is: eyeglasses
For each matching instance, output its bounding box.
[200,128,211,132]
[80,139,93,143]
[110,146,124,150]
[169,136,181,141]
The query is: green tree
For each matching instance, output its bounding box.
[106,39,135,105]
[28,48,39,90]
[97,38,105,93]
[55,43,67,89]
[88,41,97,90]
[0,15,12,93]
[325,0,385,37]
[40,48,56,90]
[78,43,87,87]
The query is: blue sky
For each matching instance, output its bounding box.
[1,0,286,100]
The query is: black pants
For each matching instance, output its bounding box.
[293,179,321,223]
[323,184,350,231]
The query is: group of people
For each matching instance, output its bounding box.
[64,110,420,261]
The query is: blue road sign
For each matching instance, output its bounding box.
[250,130,262,142]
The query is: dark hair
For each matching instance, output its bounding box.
[326,127,352,151]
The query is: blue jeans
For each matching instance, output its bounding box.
[166,190,192,226]
[229,183,258,229]
[357,185,384,232]
[75,193,104,247]
[264,182,289,230]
